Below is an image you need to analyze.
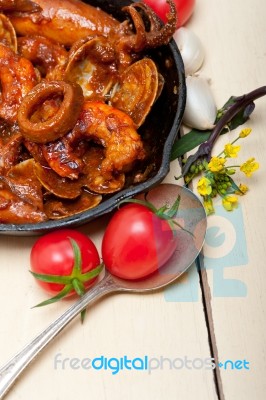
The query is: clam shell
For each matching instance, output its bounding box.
[65,36,116,101]
[44,191,102,220]
[110,58,160,127]
[34,162,82,199]
[6,159,44,210]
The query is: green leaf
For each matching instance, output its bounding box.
[157,204,169,214]
[70,238,82,275]
[170,96,255,161]
[80,309,86,324]
[171,130,211,160]
[226,177,241,194]
[71,278,87,323]
[118,198,157,213]
[71,280,87,324]
[30,271,71,285]
[72,278,85,296]
[79,263,104,283]
[157,195,181,220]
[164,195,181,219]
[218,96,255,131]
[32,284,73,308]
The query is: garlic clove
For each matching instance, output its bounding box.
[174,27,205,76]
[183,76,217,130]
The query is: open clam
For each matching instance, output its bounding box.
[6,159,44,210]
[0,0,186,234]
[64,36,117,101]
[34,162,83,199]
[0,159,47,223]
[44,191,102,220]
[110,58,160,128]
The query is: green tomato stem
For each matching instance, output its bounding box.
[70,237,82,274]
[119,194,192,236]
[118,198,158,213]
[31,238,103,311]
[30,271,71,284]
[32,284,73,308]
[72,278,85,296]
[78,263,104,282]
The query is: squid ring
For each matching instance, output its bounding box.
[17,80,84,143]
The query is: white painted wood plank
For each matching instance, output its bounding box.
[3,0,266,398]
[188,0,266,398]
[0,220,216,397]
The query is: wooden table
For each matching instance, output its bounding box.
[0,0,265,398]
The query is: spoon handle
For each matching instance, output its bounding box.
[0,272,116,399]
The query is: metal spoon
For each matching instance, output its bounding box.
[0,184,207,399]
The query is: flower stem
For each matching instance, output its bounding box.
[182,86,266,176]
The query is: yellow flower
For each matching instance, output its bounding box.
[203,198,215,215]
[224,143,241,158]
[237,183,249,195]
[239,128,252,138]
[222,195,238,211]
[197,177,212,196]
[208,157,226,172]
[240,157,259,177]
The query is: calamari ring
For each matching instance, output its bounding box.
[17,80,84,143]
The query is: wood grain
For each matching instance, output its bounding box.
[188,0,266,399]
[1,0,266,398]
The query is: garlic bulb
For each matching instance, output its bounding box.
[174,27,205,76]
[183,76,217,130]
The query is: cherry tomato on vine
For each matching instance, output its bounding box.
[101,202,180,280]
[30,229,102,307]
[143,0,196,27]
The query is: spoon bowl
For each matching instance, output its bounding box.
[0,184,206,399]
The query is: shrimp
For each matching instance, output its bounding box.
[39,101,145,181]
[0,44,38,123]
[73,101,146,174]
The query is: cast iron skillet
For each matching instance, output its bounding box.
[0,0,186,235]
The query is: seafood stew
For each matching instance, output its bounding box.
[0,0,186,234]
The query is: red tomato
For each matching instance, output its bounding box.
[30,229,100,295]
[143,0,196,27]
[101,204,178,280]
